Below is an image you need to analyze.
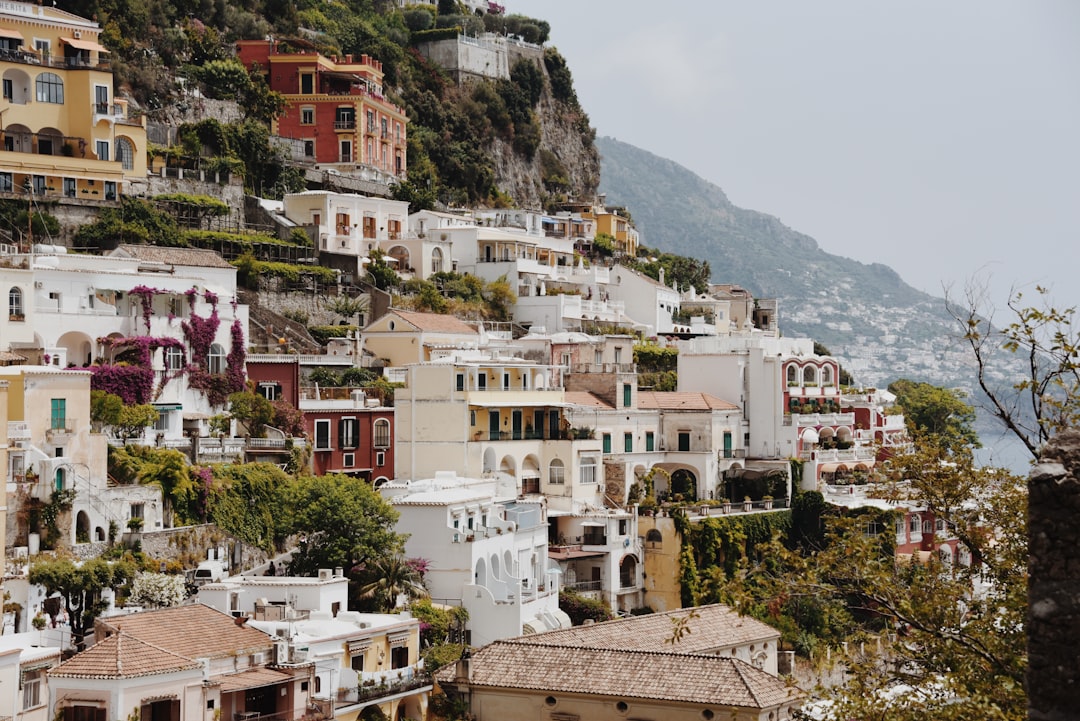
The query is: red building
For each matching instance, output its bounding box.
[245,355,301,406]
[237,40,408,178]
[302,394,394,484]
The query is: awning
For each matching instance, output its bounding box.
[468,400,567,408]
[153,403,182,411]
[215,667,295,693]
[60,36,110,53]
[580,521,606,527]
[0,28,24,41]
[817,463,841,474]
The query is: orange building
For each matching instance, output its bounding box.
[237,39,407,179]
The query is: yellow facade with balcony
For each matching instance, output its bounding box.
[0,1,146,212]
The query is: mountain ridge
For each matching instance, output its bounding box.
[595,135,970,391]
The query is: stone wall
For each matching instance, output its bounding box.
[1028,429,1080,720]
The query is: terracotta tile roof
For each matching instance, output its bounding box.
[436,642,800,709]
[48,633,200,680]
[98,605,273,660]
[389,309,478,334]
[637,391,740,411]
[215,667,296,692]
[113,244,234,269]
[512,604,780,653]
[563,391,612,409]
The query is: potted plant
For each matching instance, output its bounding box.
[721,498,731,514]
[763,495,774,510]
[743,496,753,512]
[127,517,144,532]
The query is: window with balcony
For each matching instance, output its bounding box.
[456,373,465,391]
[63,177,76,197]
[373,418,390,448]
[340,417,358,449]
[33,175,45,194]
[0,172,12,192]
[257,382,281,401]
[165,346,184,371]
[50,398,66,430]
[36,72,63,103]
[549,458,565,484]
[335,107,355,130]
[315,419,331,450]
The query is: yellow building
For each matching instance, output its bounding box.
[587,205,640,257]
[0,1,147,213]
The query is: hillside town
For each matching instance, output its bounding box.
[0,0,1036,720]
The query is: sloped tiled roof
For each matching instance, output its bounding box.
[98,605,273,660]
[563,391,613,409]
[435,642,800,709]
[637,391,739,411]
[112,244,234,269]
[215,667,296,692]
[49,633,200,680]
[510,603,780,653]
[387,310,478,334]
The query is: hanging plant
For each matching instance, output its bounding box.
[130,285,164,333]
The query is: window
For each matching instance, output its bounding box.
[645,431,654,452]
[339,418,358,449]
[314,419,331,450]
[206,343,226,374]
[95,140,109,161]
[723,431,733,458]
[23,668,44,709]
[373,418,390,448]
[304,140,314,157]
[350,652,365,671]
[9,286,23,318]
[32,175,45,194]
[301,107,315,124]
[602,433,611,454]
[154,410,169,433]
[822,365,833,386]
[456,373,465,391]
[339,140,352,163]
[624,432,633,452]
[257,382,281,401]
[104,181,116,201]
[50,398,66,430]
[580,456,596,485]
[343,452,355,468]
[0,172,11,192]
[614,347,622,364]
[2,78,10,99]
[549,458,565,484]
[164,346,184,371]
[803,366,817,385]
[477,373,486,390]
[63,177,76,197]
[335,107,355,129]
[909,515,920,533]
[787,365,798,385]
[376,451,385,467]
[623,383,632,407]
[503,372,510,390]
[300,73,313,94]
[470,410,476,426]
[35,72,63,103]
[115,137,134,170]
[594,349,603,365]
[678,432,690,452]
[130,503,144,519]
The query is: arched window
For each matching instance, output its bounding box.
[431,246,443,274]
[115,137,135,170]
[909,515,920,533]
[786,365,798,385]
[373,418,390,448]
[35,72,64,103]
[822,365,833,385]
[208,343,225,374]
[802,366,817,385]
[645,528,663,546]
[548,458,565,485]
[8,286,22,318]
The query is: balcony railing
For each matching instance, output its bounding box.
[48,418,73,433]
[565,579,602,592]
[337,664,431,706]
[334,120,356,130]
[0,47,109,70]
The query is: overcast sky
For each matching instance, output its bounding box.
[510,0,1080,313]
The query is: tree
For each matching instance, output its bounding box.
[110,445,197,526]
[206,462,290,552]
[282,474,405,578]
[718,442,1027,721]
[888,378,980,449]
[947,283,1079,460]
[228,389,274,437]
[30,557,136,649]
[356,555,429,612]
[128,571,187,609]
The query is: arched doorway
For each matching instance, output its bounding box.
[76,511,90,544]
[670,468,697,500]
[619,555,638,589]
